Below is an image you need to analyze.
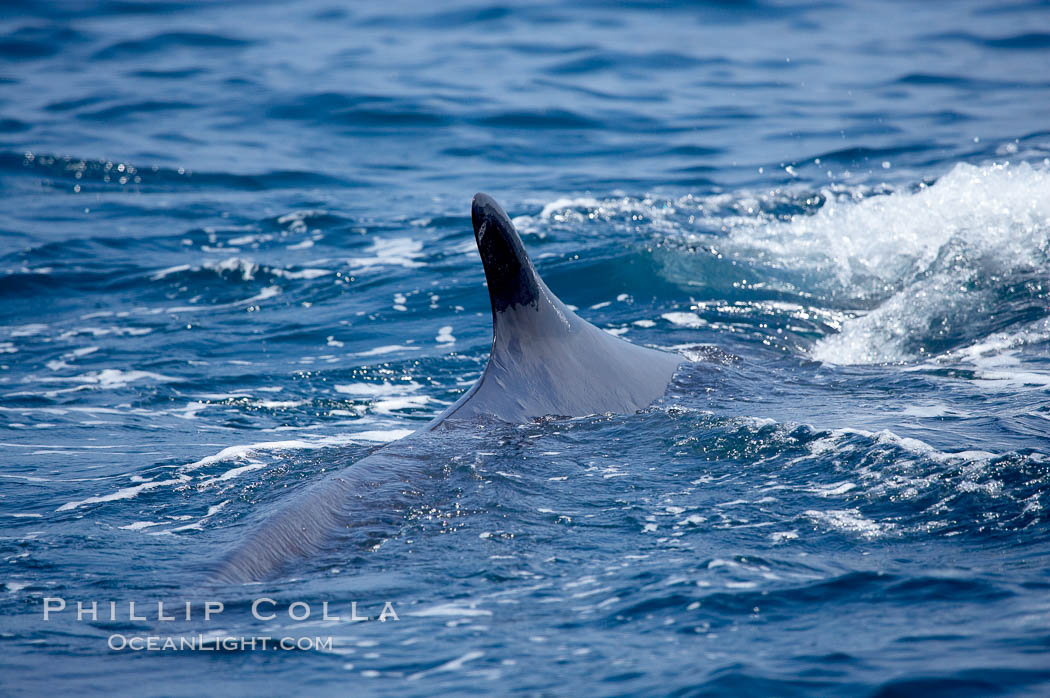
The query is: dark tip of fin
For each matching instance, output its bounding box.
[472,193,540,314]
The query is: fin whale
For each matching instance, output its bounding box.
[209,194,682,583]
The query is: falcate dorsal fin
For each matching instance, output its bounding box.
[430,193,682,425]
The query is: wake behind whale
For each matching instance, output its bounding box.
[210,194,683,583]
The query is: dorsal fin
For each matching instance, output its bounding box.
[431,193,682,425]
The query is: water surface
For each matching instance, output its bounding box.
[2,1,1050,695]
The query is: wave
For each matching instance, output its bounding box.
[646,412,1049,542]
[0,151,362,193]
[91,31,253,60]
[931,31,1050,51]
[529,160,1050,366]
[793,162,1050,364]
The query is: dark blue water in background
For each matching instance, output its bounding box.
[2,1,1050,695]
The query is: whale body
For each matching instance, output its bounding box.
[210,193,682,583]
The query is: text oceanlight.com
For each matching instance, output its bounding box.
[108,634,334,652]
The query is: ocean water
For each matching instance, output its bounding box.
[2,0,1050,695]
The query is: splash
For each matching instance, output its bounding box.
[781,162,1050,364]
[536,161,1050,366]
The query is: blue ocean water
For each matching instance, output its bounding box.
[2,0,1050,694]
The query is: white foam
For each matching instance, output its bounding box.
[179,441,310,473]
[334,381,420,396]
[165,286,280,314]
[372,396,431,415]
[58,475,191,511]
[22,369,175,397]
[271,267,330,280]
[253,400,305,409]
[57,426,420,511]
[204,257,259,281]
[514,195,678,234]
[806,426,996,465]
[197,462,267,486]
[926,318,1050,389]
[796,162,1050,364]
[278,209,327,227]
[662,312,706,329]
[436,325,455,344]
[9,323,49,337]
[539,163,1050,368]
[407,651,485,681]
[56,326,151,340]
[347,238,424,270]
[69,346,99,358]
[804,508,893,538]
[808,481,856,496]
[899,403,962,418]
[227,233,273,247]
[179,430,415,474]
[408,604,492,617]
[150,264,190,280]
[352,429,415,442]
[354,345,421,357]
[120,521,163,530]
[156,257,329,282]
